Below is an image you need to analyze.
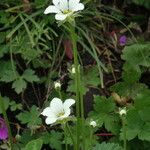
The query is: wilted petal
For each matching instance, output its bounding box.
[44,5,60,14]
[55,13,68,20]
[63,99,75,109]
[45,117,57,125]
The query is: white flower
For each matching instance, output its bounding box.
[41,97,75,125]
[54,81,61,89]
[119,107,127,116]
[90,121,97,127]
[44,0,84,21]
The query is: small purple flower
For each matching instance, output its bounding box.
[119,35,127,46]
[0,117,8,140]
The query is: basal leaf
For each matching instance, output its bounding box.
[93,142,123,150]
[122,43,150,69]
[89,96,120,134]
[138,123,150,141]
[12,78,27,94]
[22,69,39,82]
[16,105,42,129]
[0,96,10,114]
[24,139,43,150]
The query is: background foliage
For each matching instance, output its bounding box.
[0,0,150,149]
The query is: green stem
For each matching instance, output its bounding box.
[63,124,68,150]
[70,23,80,150]
[0,96,13,148]
[65,125,68,150]
[122,116,127,150]
[66,123,76,148]
[58,89,62,100]
[78,67,85,150]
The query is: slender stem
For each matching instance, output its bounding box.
[62,123,68,150]
[65,125,68,150]
[70,23,80,150]
[78,67,85,150]
[58,89,62,100]
[0,96,13,148]
[70,24,80,118]
[66,123,76,147]
[122,116,127,150]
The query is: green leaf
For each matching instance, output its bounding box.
[122,63,141,83]
[0,61,18,82]
[0,97,10,114]
[16,105,42,129]
[122,43,150,69]
[41,130,63,150]
[89,96,120,134]
[24,139,43,150]
[138,123,150,141]
[110,82,148,99]
[120,108,143,140]
[67,66,100,95]
[22,69,39,82]
[93,96,116,113]
[0,45,9,58]
[134,89,150,110]
[34,0,47,8]
[139,108,150,122]
[1,70,18,82]
[10,101,22,111]
[132,0,150,9]
[49,130,62,150]
[12,78,27,94]
[93,142,123,150]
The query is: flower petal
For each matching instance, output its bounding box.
[55,13,68,20]
[0,129,8,140]
[72,3,84,11]
[45,117,57,125]
[50,97,64,113]
[44,5,60,14]
[69,0,80,10]
[59,0,68,11]
[41,107,54,117]
[52,0,60,6]
[63,108,71,117]
[63,99,75,109]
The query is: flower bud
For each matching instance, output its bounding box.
[90,121,97,127]
[71,67,76,74]
[119,107,127,116]
[54,81,61,89]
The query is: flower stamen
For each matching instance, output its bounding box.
[57,111,65,117]
[63,10,72,14]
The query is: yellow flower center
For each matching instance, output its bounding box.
[63,10,72,14]
[57,111,65,117]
